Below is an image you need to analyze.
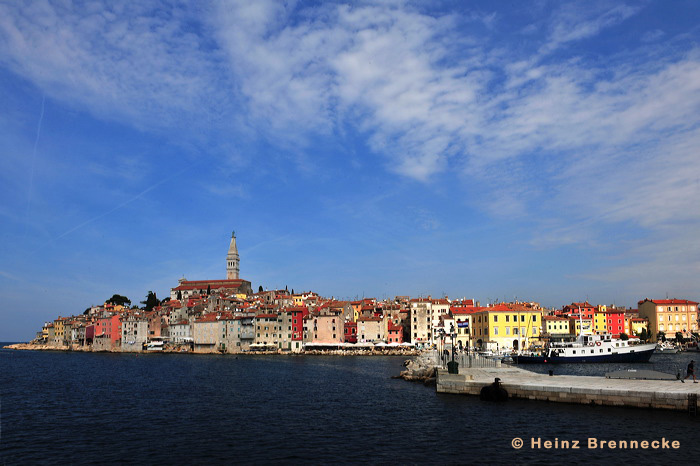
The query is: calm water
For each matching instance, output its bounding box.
[1,345,698,465]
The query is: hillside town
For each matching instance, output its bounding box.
[21,232,700,354]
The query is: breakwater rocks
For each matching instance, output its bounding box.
[3,343,419,357]
[394,353,437,386]
[4,343,72,351]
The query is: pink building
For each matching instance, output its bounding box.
[95,314,122,344]
[387,320,403,343]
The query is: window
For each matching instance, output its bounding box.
[494,328,499,335]
[506,327,510,335]
[521,315,525,322]
[505,316,509,322]
[513,328,519,335]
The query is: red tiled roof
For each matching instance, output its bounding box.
[282,306,307,313]
[195,313,221,323]
[451,306,481,314]
[639,299,699,305]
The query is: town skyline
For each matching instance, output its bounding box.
[1,1,699,340]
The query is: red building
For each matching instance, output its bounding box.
[605,309,626,338]
[563,302,595,319]
[344,321,357,343]
[387,320,403,343]
[285,306,308,341]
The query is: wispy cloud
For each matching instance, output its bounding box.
[1,0,698,309]
[0,1,227,133]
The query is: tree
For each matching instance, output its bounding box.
[207,285,211,296]
[83,307,91,315]
[619,333,629,341]
[141,291,160,312]
[106,294,131,307]
[258,285,263,293]
[177,290,182,300]
[639,328,648,342]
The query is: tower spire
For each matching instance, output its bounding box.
[227,231,240,279]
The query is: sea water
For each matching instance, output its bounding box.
[1,346,697,464]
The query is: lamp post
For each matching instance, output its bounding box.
[438,328,446,367]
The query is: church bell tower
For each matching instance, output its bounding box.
[227,231,240,280]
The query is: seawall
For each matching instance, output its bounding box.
[436,365,699,412]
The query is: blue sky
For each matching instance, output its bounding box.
[1,0,699,340]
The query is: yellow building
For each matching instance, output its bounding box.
[638,298,699,338]
[628,318,649,338]
[451,310,474,350]
[542,316,569,335]
[592,312,607,334]
[568,317,593,335]
[53,317,66,345]
[472,304,542,352]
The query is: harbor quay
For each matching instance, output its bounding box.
[436,364,700,412]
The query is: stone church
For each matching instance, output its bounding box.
[170,231,253,300]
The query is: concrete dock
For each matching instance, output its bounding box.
[436,365,700,412]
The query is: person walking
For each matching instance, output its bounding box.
[682,360,697,383]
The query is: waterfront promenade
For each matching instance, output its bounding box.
[436,364,699,412]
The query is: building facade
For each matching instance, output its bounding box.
[638,298,699,338]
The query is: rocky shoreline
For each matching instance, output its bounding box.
[393,353,438,386]
[2,343,420,356]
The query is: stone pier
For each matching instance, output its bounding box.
[436,366,699,412]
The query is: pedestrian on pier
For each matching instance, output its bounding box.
[682,360,697,383]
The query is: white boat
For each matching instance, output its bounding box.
[515,333,657,364]
[654,341,679,354]
[146,339,164,351]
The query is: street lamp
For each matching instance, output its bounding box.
[438,328,446,367]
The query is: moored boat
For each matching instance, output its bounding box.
[515,333,657,364]
[654,341,679,354]
[146,338,164,351]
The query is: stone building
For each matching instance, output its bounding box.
[226,231,240,280]
[409,300,432,346]
[357,316,384,343]
[193,313,223,353]
[170,230,252,300]
[121,313,148,352]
